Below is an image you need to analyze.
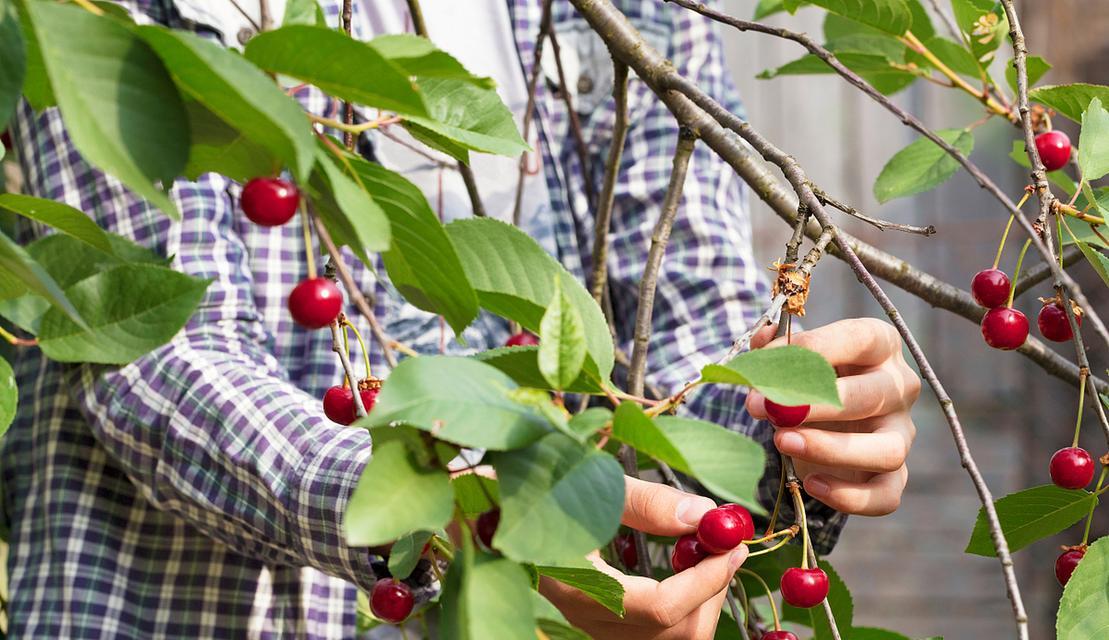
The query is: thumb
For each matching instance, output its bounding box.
[749,323,780,350]
[621,476,717,536]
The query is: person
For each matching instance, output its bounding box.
[1,0,921,638]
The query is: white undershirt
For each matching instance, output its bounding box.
[361,1,550,227]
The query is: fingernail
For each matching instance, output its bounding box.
[778,431,805,455]
[806,476,830,498]
[729,548,746,571]
[676,497,712,526]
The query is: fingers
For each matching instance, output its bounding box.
[756,318,902,368]
[748,364,916,422]
[803,465,909,516]
[748,323,779,350]
[623,546,746,628]
[622,476,717,537]
[773,415,915,474]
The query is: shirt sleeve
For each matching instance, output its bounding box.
[601,5,846,551]
[11,98,383,590]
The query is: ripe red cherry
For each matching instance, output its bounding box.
[780,567,830,608]
[323,386,354,424]
[971,268,1011,309]
[476,508,500,548]
[670,534,706,573]
[719,503,756,541]
[1035,130,1072,172]
[505,331,539,347]
[696,506,746,554]
[288,277,343,329]
[765,399,810,428]
[0,129,10,150]
[614,533,638,570]
[980,307,1028,350]
[761,632,799,640]
[369,578,414,624]
[1038,301,1079,342]
[1055,548,1085,586]
[1049,447,1095,490]
[241,177,300,226]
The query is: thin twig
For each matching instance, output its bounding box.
[589,61,630,303]
[811,184,936,236]
[513,0,555,226]
[927,0,964,42]
[404,0,427,34]
[228,0,260,32]
[341,0,355,149]
[330,317,368,418]
[547,26,597,204]
[258,0,273,31]
[725,589,752,640]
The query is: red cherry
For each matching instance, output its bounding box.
[1055,548,1085,586]
[780,567,830,609]
[505,331,540,347]
[323,386,355,424]
[241,177,300,226]
[765,399,810,428]
[369,578,414,624]
[0,130,10,150]
[614,533,638,570]
[971,268,1011,309]
[288,278,343,329]
[670,534,706,573]
[719,503,756,541]
[761,632,799,640]
[1037,301,1079,342]
[696,507,746,554]
[1035,131,1072,172]
[359,383,380,415]
[476,509,500,548]
[1049,447,1095,490]
[980,307,1028,350]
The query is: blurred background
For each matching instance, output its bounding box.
[718,0,1108,637]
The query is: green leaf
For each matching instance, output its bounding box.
[804,0,913,35]
[23,2,186,219]
[964,485,1098,557]
[243,25,427,117]
[1030,84,1109,123]
[439,549,537,640]
[911,37,981,79]
[405,78,530,162]
[473,346,604,394]
[491,433,624,565]
[36,264,209,364]
[0,355,15,438]
[782,559,853,638]
[181,99,278,183]
[360,355,550,450]
[1072,239,1109,287]
[538,277,587,390]
[873,128,974,202]
[754,0,787,19]
[1009,140,1076,194]
[534,598,591,640]
[0,228,84,328]
[15,5,52,110]
[310,147,392,257]
[536,565,625,617]
[758,52,916,96]
[949,0,1006,63]
[903,0,934,40]
[851,628,914,639]
[370,34,495,88]
[387,530,434,580]
[1006,55,1051,94]
[1078,98,1109,182]
[281,0,327,27]
[611,401,688,472]
[1057,536,1109,639]
[701,345,842,407]
[657,416,767,514]
[0,194,112,254]
[567,407,612,440]
[451,473,499,518]
[344,426,454,546]
[0,0,26,129]
[446,218,613,383]
[138,26,315,182]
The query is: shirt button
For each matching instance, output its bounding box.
[237,27,256,45]
[577,74,594,95]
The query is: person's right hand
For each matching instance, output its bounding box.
[539,477,747,639]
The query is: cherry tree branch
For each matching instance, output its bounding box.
[547,26,597,204]
[513,0,555,225]
[590,60,629,303]
[810,184,936,236]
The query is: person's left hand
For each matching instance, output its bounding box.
[745,318,921,516]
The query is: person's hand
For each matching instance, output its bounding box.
[746,318,921,516]
[540,476,747,639]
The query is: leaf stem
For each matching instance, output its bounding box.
[0,325,36,347]
[308,113,401,135]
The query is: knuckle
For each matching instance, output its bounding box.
[647,601,678,628]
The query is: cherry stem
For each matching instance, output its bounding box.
[1080,466,1107,546]
[1006,239,1032,308]
[765,464,787,536]
[308,113,400,135]
[300,202,317,280]
[1072,369,1087,448]
[788,482,811,570]
[341,324,351,387]
[746,534,795,558]
[745,527,797,546]
[345,321,373,379]
[429,535,455,563]
[737,568,781,631]
[993,212,1017,269]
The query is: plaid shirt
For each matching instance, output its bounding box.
[2,0,844,637]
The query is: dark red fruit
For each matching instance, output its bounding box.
[719,503,756,541]
[1055,548,1085,586]
[323,386,354,424]
[0,130,10,150]
[358,381,380,415]
[476,509,500,548]
[241,177,300,226]
[780,567,830,609]
[505,331,540,347]
[765,399,810,428]
[1049,447,1095,490]
[614,533,638,570]
[980,307,1028,350]
[1035,131,1072,172]
[369,578,414,624]
[1038,301,1079,342]
[971,268,1011,309]
[670,534,706,573]
[761,632,799,640]
[696,507,746,554]
[288,277,343,329]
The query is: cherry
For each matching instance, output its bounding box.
[696,506,746,554]
[241,177,300,226]
[1055,548,1085,586]
[1049,447,1095,490]
[719,503,756,541]
[476,508,500,548]
[780,567,829,609]
[288,277,343,329]
[980,307,1028,350]
[369,578,414,624]
[505,331,539,347]
[1037,301,1079,342]
[1035,131,1072,172]
[971,268,1011,309]
[670,534,706,573]
[765,400,810,428]
[0,129,10,150]
[322,382,379,425]
[761,632,799,640]
[614,533,638,570]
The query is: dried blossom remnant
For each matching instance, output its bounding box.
[972,13,999,43]
[1029,105,1051,133]
[1039,295,1084,321]
[771,260,810,317]
[358,377,383,392]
